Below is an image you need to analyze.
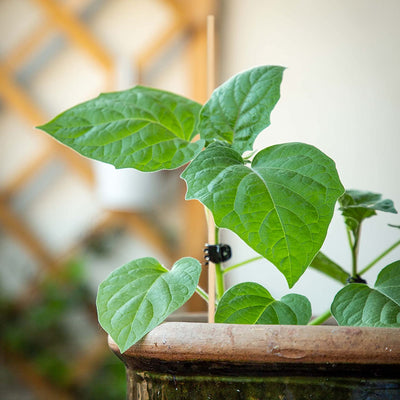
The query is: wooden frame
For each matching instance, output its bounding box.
[0,0,216,396]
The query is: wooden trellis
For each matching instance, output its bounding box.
[0,0,217,397]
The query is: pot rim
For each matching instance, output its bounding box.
[109,322,400,365]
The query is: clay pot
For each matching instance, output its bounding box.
[109,322,400,399]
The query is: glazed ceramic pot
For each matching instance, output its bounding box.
[109,322,400,400]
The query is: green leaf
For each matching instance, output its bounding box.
[199,66,285,154]
[280,293,312,325]
[214,282,311,325]
[331,260,400,327]
[339,190,397,232]
[182,141,344,287]
[96,257,201,352]
[37,87,204,172]
[374,260,400,307]
[310,252,350,284]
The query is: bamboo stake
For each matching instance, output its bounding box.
[207,15,216,323]
[207,15,216,100]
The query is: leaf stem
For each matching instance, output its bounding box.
[215,263,224,301]
[346,226,354,248]
[359,238,400,276]
[195,285,209,303]
[350,226,361,278]
[222,256,264,275]
[308,309,332,325]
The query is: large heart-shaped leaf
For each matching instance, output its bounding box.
[199,65,285,154]
[38,87,204,172]
[96,257,201,352]
[331,260,400,327]
[215,282,311,324]
[181,141,344,287]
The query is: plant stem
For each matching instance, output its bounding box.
[350,226,361,278]
[195,285,209,303]
[222,256,263,275]
[346,226,354,248]
[215,263,224,301]
[359,238,400,276]
[308,309,332,325]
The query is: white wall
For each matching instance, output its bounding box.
[219,0,400,314]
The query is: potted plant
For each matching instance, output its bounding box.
[38,65,400,399]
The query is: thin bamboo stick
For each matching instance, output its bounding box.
[207,15,216,99]
[207,15,216,323]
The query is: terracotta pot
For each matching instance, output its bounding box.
[109,322,400,400]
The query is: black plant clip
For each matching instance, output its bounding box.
[346,275,367,284]
[204,244,232,265]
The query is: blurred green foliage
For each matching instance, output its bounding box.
[0,259,126,399]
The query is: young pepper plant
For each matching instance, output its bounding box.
[38,65,345,353]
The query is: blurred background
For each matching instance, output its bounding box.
[0,0,399,398]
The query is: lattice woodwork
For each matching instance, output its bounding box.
[0,0,216,396]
